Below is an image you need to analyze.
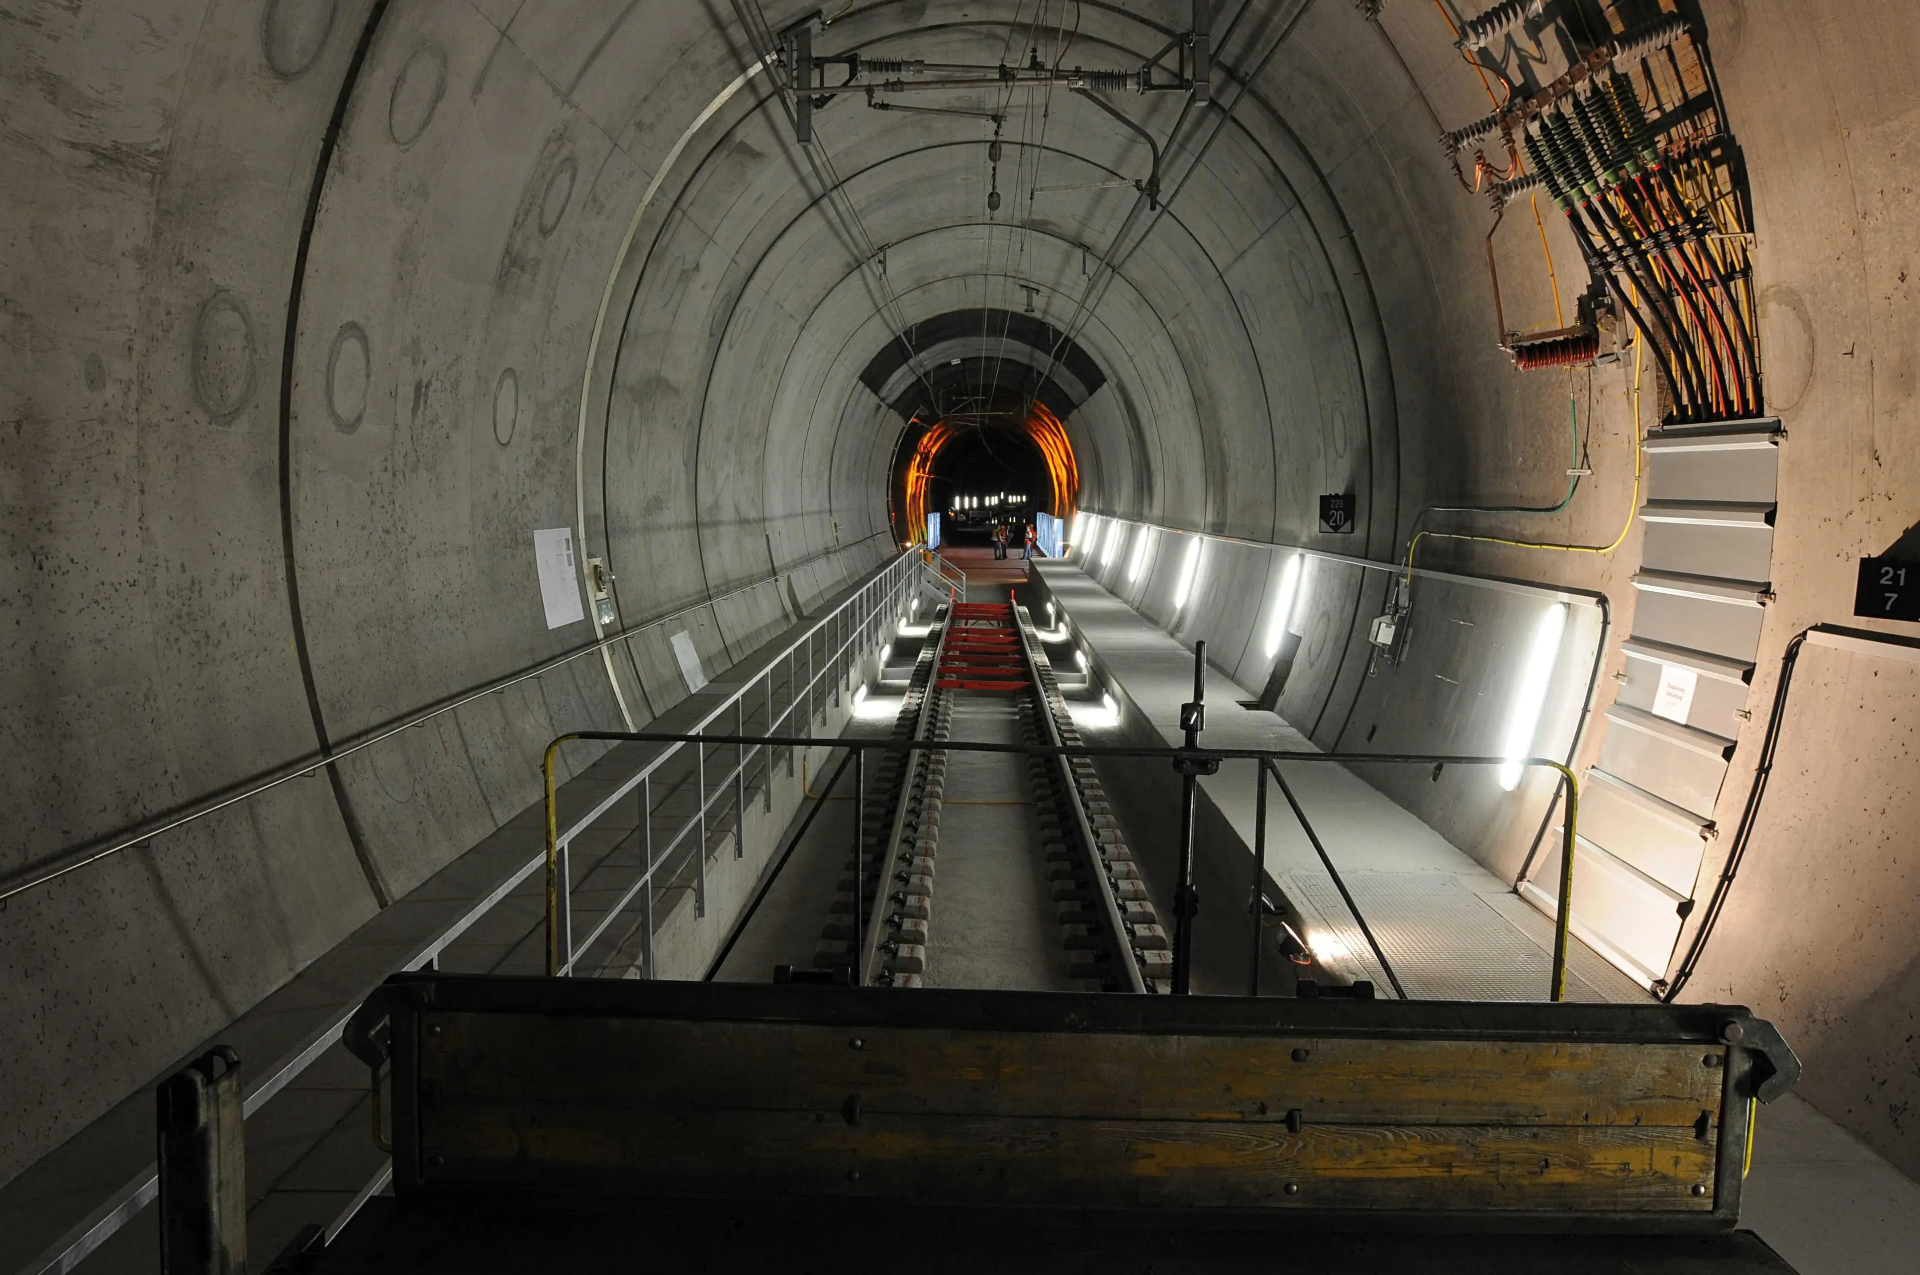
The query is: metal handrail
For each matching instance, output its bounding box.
[11,548,935,1275]
[924,547,968,602]
[541,552,951,975]
[0,532,896,904]
[543,728,1583,1002]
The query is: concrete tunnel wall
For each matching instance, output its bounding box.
[5,0,1920,1188]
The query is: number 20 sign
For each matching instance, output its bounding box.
[1856,556,1920,622]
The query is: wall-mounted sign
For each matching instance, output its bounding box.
[1855,556,1920,622]
[532,527,586,629]
[1651,663,1698,724]
[1319,493,1354,534]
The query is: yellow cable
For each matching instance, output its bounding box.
[1744,1095,1758,1178]
[1404,328,1644,589]
[1431,0,1566,340]
[1530,193,1564,328]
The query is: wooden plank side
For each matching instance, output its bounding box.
[422,1014,1726,1128]
[418,1107,1720,1213]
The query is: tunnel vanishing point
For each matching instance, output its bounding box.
[4,2,1920,1272]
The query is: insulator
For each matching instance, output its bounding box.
[1456,0,1546,51]
[863,59,925,76]
[1611,14,1688,68]
[1522,126,1567,203]
[1082,68,1134,93]
[1442,111,1500,155]
[1569,88,1624,182]
[1545,109,1599,196]
[1490,170,1544,209]
[1606,72,1657,160]
[1512,328,1601,370]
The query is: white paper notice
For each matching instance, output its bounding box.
[532,528,586,630]
[669,630,708,693]
[1651,662,1698,724]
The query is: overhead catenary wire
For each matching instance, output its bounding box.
[1017,0,1313,427]
[733,0,943,412]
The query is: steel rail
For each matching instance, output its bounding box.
[858,611,953,984]
[1014,604,1149,993]
[544,729,1582,1001]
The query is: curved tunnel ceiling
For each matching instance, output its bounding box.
[6,0,1920,1200]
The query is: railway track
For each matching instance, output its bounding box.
[811,598,1167,992]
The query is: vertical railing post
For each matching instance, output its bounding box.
[157,1047,245,1275]
[764,672,775,809]
[641,775,656,978]
[542,736,576,977]
[1549,765,1580,1002]
[695,730,708,918]
[557,839,574,974]
[735,698,747,857]
[1170,641,1216,995]
[853,745,865,983]
[1250,758,1268,997]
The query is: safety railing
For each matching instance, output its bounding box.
[537,549,959,977]
[11,545,952,1275]
[543,728,1582,1001]
[924,547,968,602]
[0,532,900,905]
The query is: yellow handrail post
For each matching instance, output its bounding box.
[543,735,580,978]
[1547,762,1580,1002]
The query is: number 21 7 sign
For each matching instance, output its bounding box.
[1856,557,1920,622]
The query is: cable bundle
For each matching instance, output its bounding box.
[1524,71,1759,422]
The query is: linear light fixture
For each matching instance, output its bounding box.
[1262,554,1307,657]
[1070,511,1085,543]
[1498,602,1569,791]
[1172,535,1205,611]
[1127,526,1153,581]
[1102,521,1124,566]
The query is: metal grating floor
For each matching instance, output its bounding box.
[1281,871,1648,1003]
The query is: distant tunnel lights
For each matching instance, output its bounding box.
[1127,527,1152,582]
[1498,602,1569,791]
[1262,554,1307,657]
[1172,536,1205,611]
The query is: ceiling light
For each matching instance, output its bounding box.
[1498,603,1569,791]
[1172,536,1205,611]
[1262,554,1305,657]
